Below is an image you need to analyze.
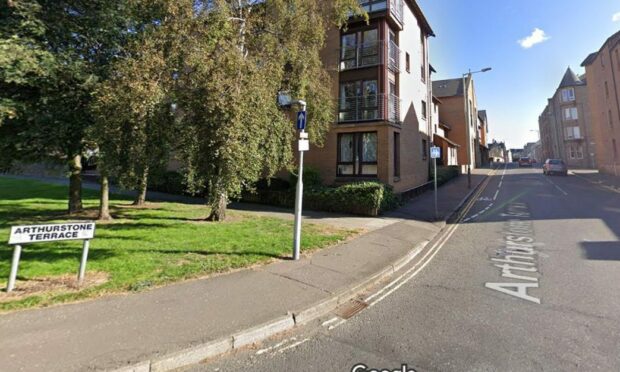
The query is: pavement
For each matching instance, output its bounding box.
[0,169,490,372]
[570,169,620,194]
[197,164,620,372]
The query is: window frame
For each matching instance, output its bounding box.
[561,88,575,102]
[336,132,379,177]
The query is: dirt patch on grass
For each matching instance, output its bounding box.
[0,271,109,303]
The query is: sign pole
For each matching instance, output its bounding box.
[434,157,438,220]
[293,102,307,260]
[78,239,90,285]
[7,244,22,293]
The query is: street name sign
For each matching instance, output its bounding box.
[6,221,96,292]
[9,222,95,245]
[296,111,306,130]
[430,146,441,159]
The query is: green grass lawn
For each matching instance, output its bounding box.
[0,177,356,311]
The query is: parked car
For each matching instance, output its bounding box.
[518,157,532,167]
[543,159,568,176]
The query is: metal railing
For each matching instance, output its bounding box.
[389,0,404,24]
[339,40,400,72]
[355,0,403,25]
[338,93,401,123]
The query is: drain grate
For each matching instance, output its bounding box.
[335,299,368,319]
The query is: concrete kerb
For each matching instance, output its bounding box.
[110,170,494,372]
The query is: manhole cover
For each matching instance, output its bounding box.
[335,299,368,319]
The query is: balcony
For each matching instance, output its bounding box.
[339,40,401,72]
[338,93,401,124]
[357,0,403,25]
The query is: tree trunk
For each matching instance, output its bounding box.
[68,154,83,214]
[207,192,227,221]
[133,166,149,206]
[98,174,112,221]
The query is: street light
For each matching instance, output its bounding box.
[462,67,492,188]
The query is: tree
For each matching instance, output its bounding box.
[171,0,364,221]
[0,0,136,214]
[91,3,181,217]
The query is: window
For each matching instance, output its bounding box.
[561,88,575,102]
[563,107,578,120]
[565,126,581,139]
[339,28,379,70]
[422,139,428,160]
[614,139,618,160]
[605,81,610,99]
[340,33,357,69]
[405,53,410,73]
[394,132,400,178]
[609,110,614,128]
[421,100,427,120]
[339,80,378,121]
[337,132,378,176]
[568,145,583,159]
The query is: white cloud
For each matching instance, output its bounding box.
[613,12,620,22]
[517,28,550,49]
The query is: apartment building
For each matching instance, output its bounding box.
[304,0,435,193]
[537,67,596,169]
[432,77,479,171]
[581,30,620,175]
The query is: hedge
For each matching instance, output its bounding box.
[432,166,460,186]
[241,181,398,216]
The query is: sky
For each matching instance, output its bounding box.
[417,0,620,149]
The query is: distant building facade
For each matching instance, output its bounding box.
[537,67,596,168]
[488,140,507,163]
[432,77,481,172]
[581,30,620,175]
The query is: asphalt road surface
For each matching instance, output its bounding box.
[186,165,620,372]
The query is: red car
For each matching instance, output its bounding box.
[518,157,532,167]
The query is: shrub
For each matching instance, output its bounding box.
[432,166,460,186]
[289,166,323,190]
[241,181,397,216]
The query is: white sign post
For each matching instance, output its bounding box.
[6,221,96,292]
[430,146,441,220]
[293,104,308,261]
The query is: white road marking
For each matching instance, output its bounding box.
[493,189,500,201]
[321,317,339,327]
[543,176,568,195]
[277,338,310,353]
[256,338,296,355]
[328,319,346,330]
[367,220,461,307]
[498,181,503,188]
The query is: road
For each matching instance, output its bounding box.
[186,165,620,372]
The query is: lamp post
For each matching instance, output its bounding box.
[462,67,492,188]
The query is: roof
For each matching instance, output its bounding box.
[581,52,598,67]
[432,95,442,104]
[434,134,460,147]
[406,0,435,37]
[558,67,585,88]
[478,110,487,122]
[430,64,437,73]
[581,30,620,67]
[432,78,464,97]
